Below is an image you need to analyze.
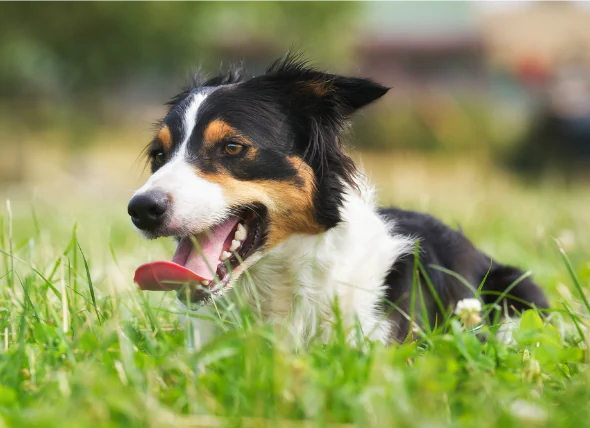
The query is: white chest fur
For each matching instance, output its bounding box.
[181,181,414,349]
[238,182,415,345]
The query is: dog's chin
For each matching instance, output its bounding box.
[136,229,168,241]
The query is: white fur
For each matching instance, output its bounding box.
[178,92,208,157]
[187,176,415,347]
[132,90,232,237]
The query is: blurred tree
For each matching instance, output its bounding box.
[0,2,358,98]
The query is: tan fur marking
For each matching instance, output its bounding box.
[196,156,322,248]
[203,119,251,147]
[299,79,333,97]
[156,125,173,153]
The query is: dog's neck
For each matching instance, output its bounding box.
[240,176,414,345]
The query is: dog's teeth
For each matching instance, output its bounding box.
[221,251,232,261]
[235,224,247,241]
[230,239,241,251]
[200,280,210,286]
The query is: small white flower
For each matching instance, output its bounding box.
[455,298,482,314]
[497,317,520,345]
[455,298,482,327]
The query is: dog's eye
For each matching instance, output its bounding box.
[224,142,244,156]
[154,152,166,166]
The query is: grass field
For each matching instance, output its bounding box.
[0,150,588,427]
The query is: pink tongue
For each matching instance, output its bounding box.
[134,217,240,291]
[134,261,204,291]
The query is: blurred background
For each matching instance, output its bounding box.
[0,1,588,262]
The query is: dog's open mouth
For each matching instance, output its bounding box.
[134,206,267,300]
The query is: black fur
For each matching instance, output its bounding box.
[379,208,549,341]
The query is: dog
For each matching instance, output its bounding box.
[128,55,549,346]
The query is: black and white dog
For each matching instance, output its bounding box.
[128,56,548,345]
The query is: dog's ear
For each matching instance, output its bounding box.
[264,55,389,119]
[323,75,389,115]
[287,72,389,117]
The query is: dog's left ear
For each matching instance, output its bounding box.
[326,75,390,115]
[264,56,389,118]
[289,73,389,119]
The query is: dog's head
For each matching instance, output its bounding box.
[128,55,388,303]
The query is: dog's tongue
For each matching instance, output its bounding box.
[134,217,240,291]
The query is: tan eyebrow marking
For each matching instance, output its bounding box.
[203,119,251,147]
[156,125,173,153]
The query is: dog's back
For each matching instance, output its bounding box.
[380,208,549,341]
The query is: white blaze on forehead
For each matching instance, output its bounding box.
[132,89,230,236]
[177,90,210,159]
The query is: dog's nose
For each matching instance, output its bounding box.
[128,190,170,231]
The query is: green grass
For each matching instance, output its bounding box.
[0,154,589,427]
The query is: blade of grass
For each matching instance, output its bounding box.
[559,247,590,313]
[406,241,421,343]
[562,301,585,343]
[481,270,532,319]
[48,223,77,282]
[6,200,14,288]
[32,267,62,300]
[429,264,477,295]
[417,260,446,320]
[31,195,41,238]
[476,258,493,297]
[77,242,103,324]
